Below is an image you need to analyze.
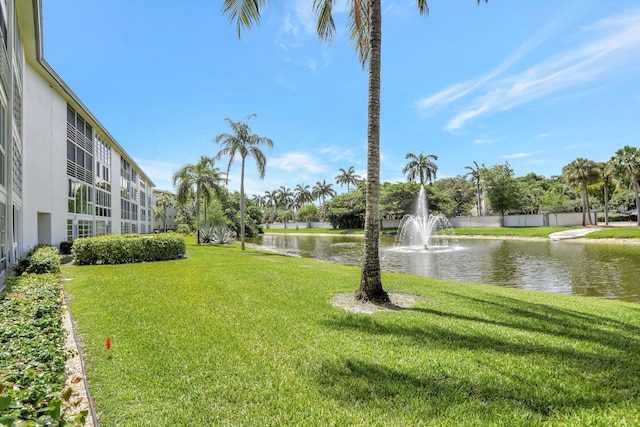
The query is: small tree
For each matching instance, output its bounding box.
[215,115,274,250]
[481,162,522,226]
[403,152,438,185]
[335,166,361,193]
[562,158,600,226]
[155,192,174,232]
[612,145,640,226]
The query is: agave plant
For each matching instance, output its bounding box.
[200,225,236,245]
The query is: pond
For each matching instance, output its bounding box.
[248,234,640,303]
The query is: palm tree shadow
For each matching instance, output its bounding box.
[318,292,640,419]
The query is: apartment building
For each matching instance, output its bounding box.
[152,190,178,232]
[0,1,155,279]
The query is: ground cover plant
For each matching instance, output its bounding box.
[0,274,86,426]
[62,240,640,426]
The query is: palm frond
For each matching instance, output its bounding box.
[223,0,268,38]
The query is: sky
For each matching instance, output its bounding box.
[42,0,640,195]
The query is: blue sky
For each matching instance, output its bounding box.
[42,0,640,195]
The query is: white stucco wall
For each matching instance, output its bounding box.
[22,64,68,249]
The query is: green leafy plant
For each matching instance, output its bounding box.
[200,225,236,244]
[59,241,74,256]
[12,246,60,276]
[0,274,86,426]
[72,235,186,265]
[176,224,191,235]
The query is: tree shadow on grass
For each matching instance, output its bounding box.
[318,294,640,421]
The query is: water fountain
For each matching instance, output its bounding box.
[396,186,457,250]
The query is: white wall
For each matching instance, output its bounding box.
[22,64,68,249]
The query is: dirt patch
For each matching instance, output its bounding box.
[330,292,427,314]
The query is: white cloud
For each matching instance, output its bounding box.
[501,152,536,159]
[319,145,356,162]
[270,152,328,173]
[473,138,498,145]
[441,8,640,131]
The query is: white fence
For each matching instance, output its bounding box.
[263,221,332,230]
[264,212,596,230]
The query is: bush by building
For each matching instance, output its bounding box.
[72,234,186,265]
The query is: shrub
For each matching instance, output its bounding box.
[72,234,186,265]
[26,246,61,275]
[59,240,74,255]
[13,245,60,276]
[176,224,191,235]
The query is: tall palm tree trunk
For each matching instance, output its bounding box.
[357,0,389,304]
[163,207,167,232]
[581,182,594,226]
[196,187,201,244]
[633,175,640,226]
[604,183,609,226]
[240,156,246,251]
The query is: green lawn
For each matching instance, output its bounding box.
[63,241,640,426]
[452,226,581,238]
[583,227,640,239]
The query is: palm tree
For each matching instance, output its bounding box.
[294,184,314,213]
[402,152,438,186]
[215,115,274,250]
[264,189,277,223]
[172,156,225,244]
[562,158,600,226]
[612,145,640,226]
[335,166,361,192]
[465,161,483,216]
[155,192,174,232]
[222,0,487,303]
[313,179,336,205]
[599,160,615,226]
[251,194,265,207]
[276,186,294,212]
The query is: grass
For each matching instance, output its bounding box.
[61,239,640,426]
[446,226,583,238]
[583,227,640,239]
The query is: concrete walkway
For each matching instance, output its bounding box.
[549,227,603,241]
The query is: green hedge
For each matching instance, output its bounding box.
[72,234,186,265]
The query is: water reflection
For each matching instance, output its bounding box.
[249,235,640,303]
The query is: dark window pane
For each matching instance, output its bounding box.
[67,106,75,126]
[67,141,75,162]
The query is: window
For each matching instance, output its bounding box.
[68,179,93,214]
[0,103,5,188]
[12,139,22,198]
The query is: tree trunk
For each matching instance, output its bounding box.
[604,182,609,226]
[633,174,640,227]
[163,207,167,232]
[581,182,592,226]
[196,186,201,244]
[357,0,389,305]
[476,185,482,216]
[240,156,246,250]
